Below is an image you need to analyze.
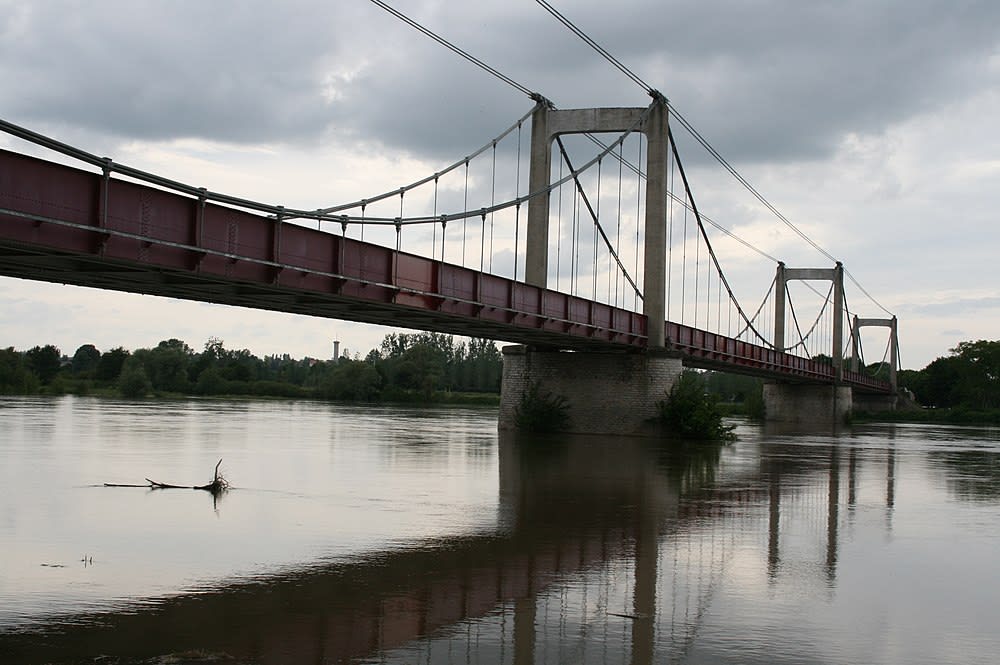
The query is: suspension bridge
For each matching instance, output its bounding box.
[0,97,897,430]
[0,4,900,430]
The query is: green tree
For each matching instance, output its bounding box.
[188,337,225,383]
[937,340,1000,409]
[318,359,382,401]
[71,344,101,376]
[221,348,260,382]
[26,344,61,384]
[194,367,227,395]
[118,357,153,398]
[459,338,502,392]
[139,339,194,393]
[0,347,39,394]
[391,344,445,398]
[96,347,130,382]
[920,355,965,407]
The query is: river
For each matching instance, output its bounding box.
[1,395,999,664]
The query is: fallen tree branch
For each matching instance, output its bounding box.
[105,459,230,494]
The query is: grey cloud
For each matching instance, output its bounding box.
[2,0,999,166]
[900,296,1000,317]
[1,1,356,143]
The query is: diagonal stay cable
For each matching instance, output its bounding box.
[582,133,781,265]
[534,0,895,319]
[669,128,773,347]
[844,267,893,317]
[555,136,643,301]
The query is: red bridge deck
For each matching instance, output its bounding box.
[0,148,890,392]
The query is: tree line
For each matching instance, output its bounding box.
[898,340,1000,411]
[0,332,502,403]
[4,333,997,416]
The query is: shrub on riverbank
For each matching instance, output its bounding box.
[514,382,570,433]
[659,372,735,441]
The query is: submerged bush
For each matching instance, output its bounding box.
[659,371,735,441]
[514,381,570,433]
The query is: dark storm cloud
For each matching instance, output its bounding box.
[2,0,998,164]
[327,0,1000,164]
[0,1,357,142]
[519,1,1000,162]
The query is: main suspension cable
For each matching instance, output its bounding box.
[669,129,772,346]
[534,0,895,320]
[370,0,536,98]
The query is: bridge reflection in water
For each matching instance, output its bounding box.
[3,432,896,664]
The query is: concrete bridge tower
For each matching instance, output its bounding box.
[500,97,684,435]
[763,262,853,425]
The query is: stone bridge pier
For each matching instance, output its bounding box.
[762,383,854,426]
[498,346,683,435]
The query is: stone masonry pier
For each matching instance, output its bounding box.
[499,346,683,435]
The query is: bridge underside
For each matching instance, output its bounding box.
[0,239,638,351]
[0,148,646,352]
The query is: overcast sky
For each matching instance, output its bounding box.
[1,0,998,369]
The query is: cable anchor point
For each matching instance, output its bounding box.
[529,92,555,109]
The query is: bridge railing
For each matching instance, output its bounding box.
[667,321,892,392]
[0,147,647,350]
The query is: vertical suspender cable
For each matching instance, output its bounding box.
[573,188,581,296]
[614,141,624,306]
[681,196,689,324]
[694,205,701,328]
[514,123,523,281]
[635,138,643,311]
[360,200,366,242]
[489,141,497,271]
[462,159,469,267]
[480,209,487,272]
[432,176,439,260]
[441,216,447,263]
[594,158,601,300]
[556,157,564,292]
[513,202,521,281]
[667,133,675,322]
[717,262,723,334]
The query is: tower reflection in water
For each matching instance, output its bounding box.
[4,429,899,665]
[374,431,898,665]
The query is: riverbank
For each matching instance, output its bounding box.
[852,407,1000,426]
[11,378,500,407]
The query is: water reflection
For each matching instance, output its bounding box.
[3,432,701,663]
[4,411,1000,664]
[928,448,1000,502]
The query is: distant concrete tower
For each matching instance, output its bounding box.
[333,340,340,362]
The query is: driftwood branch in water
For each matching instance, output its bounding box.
[105,459,229,494]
